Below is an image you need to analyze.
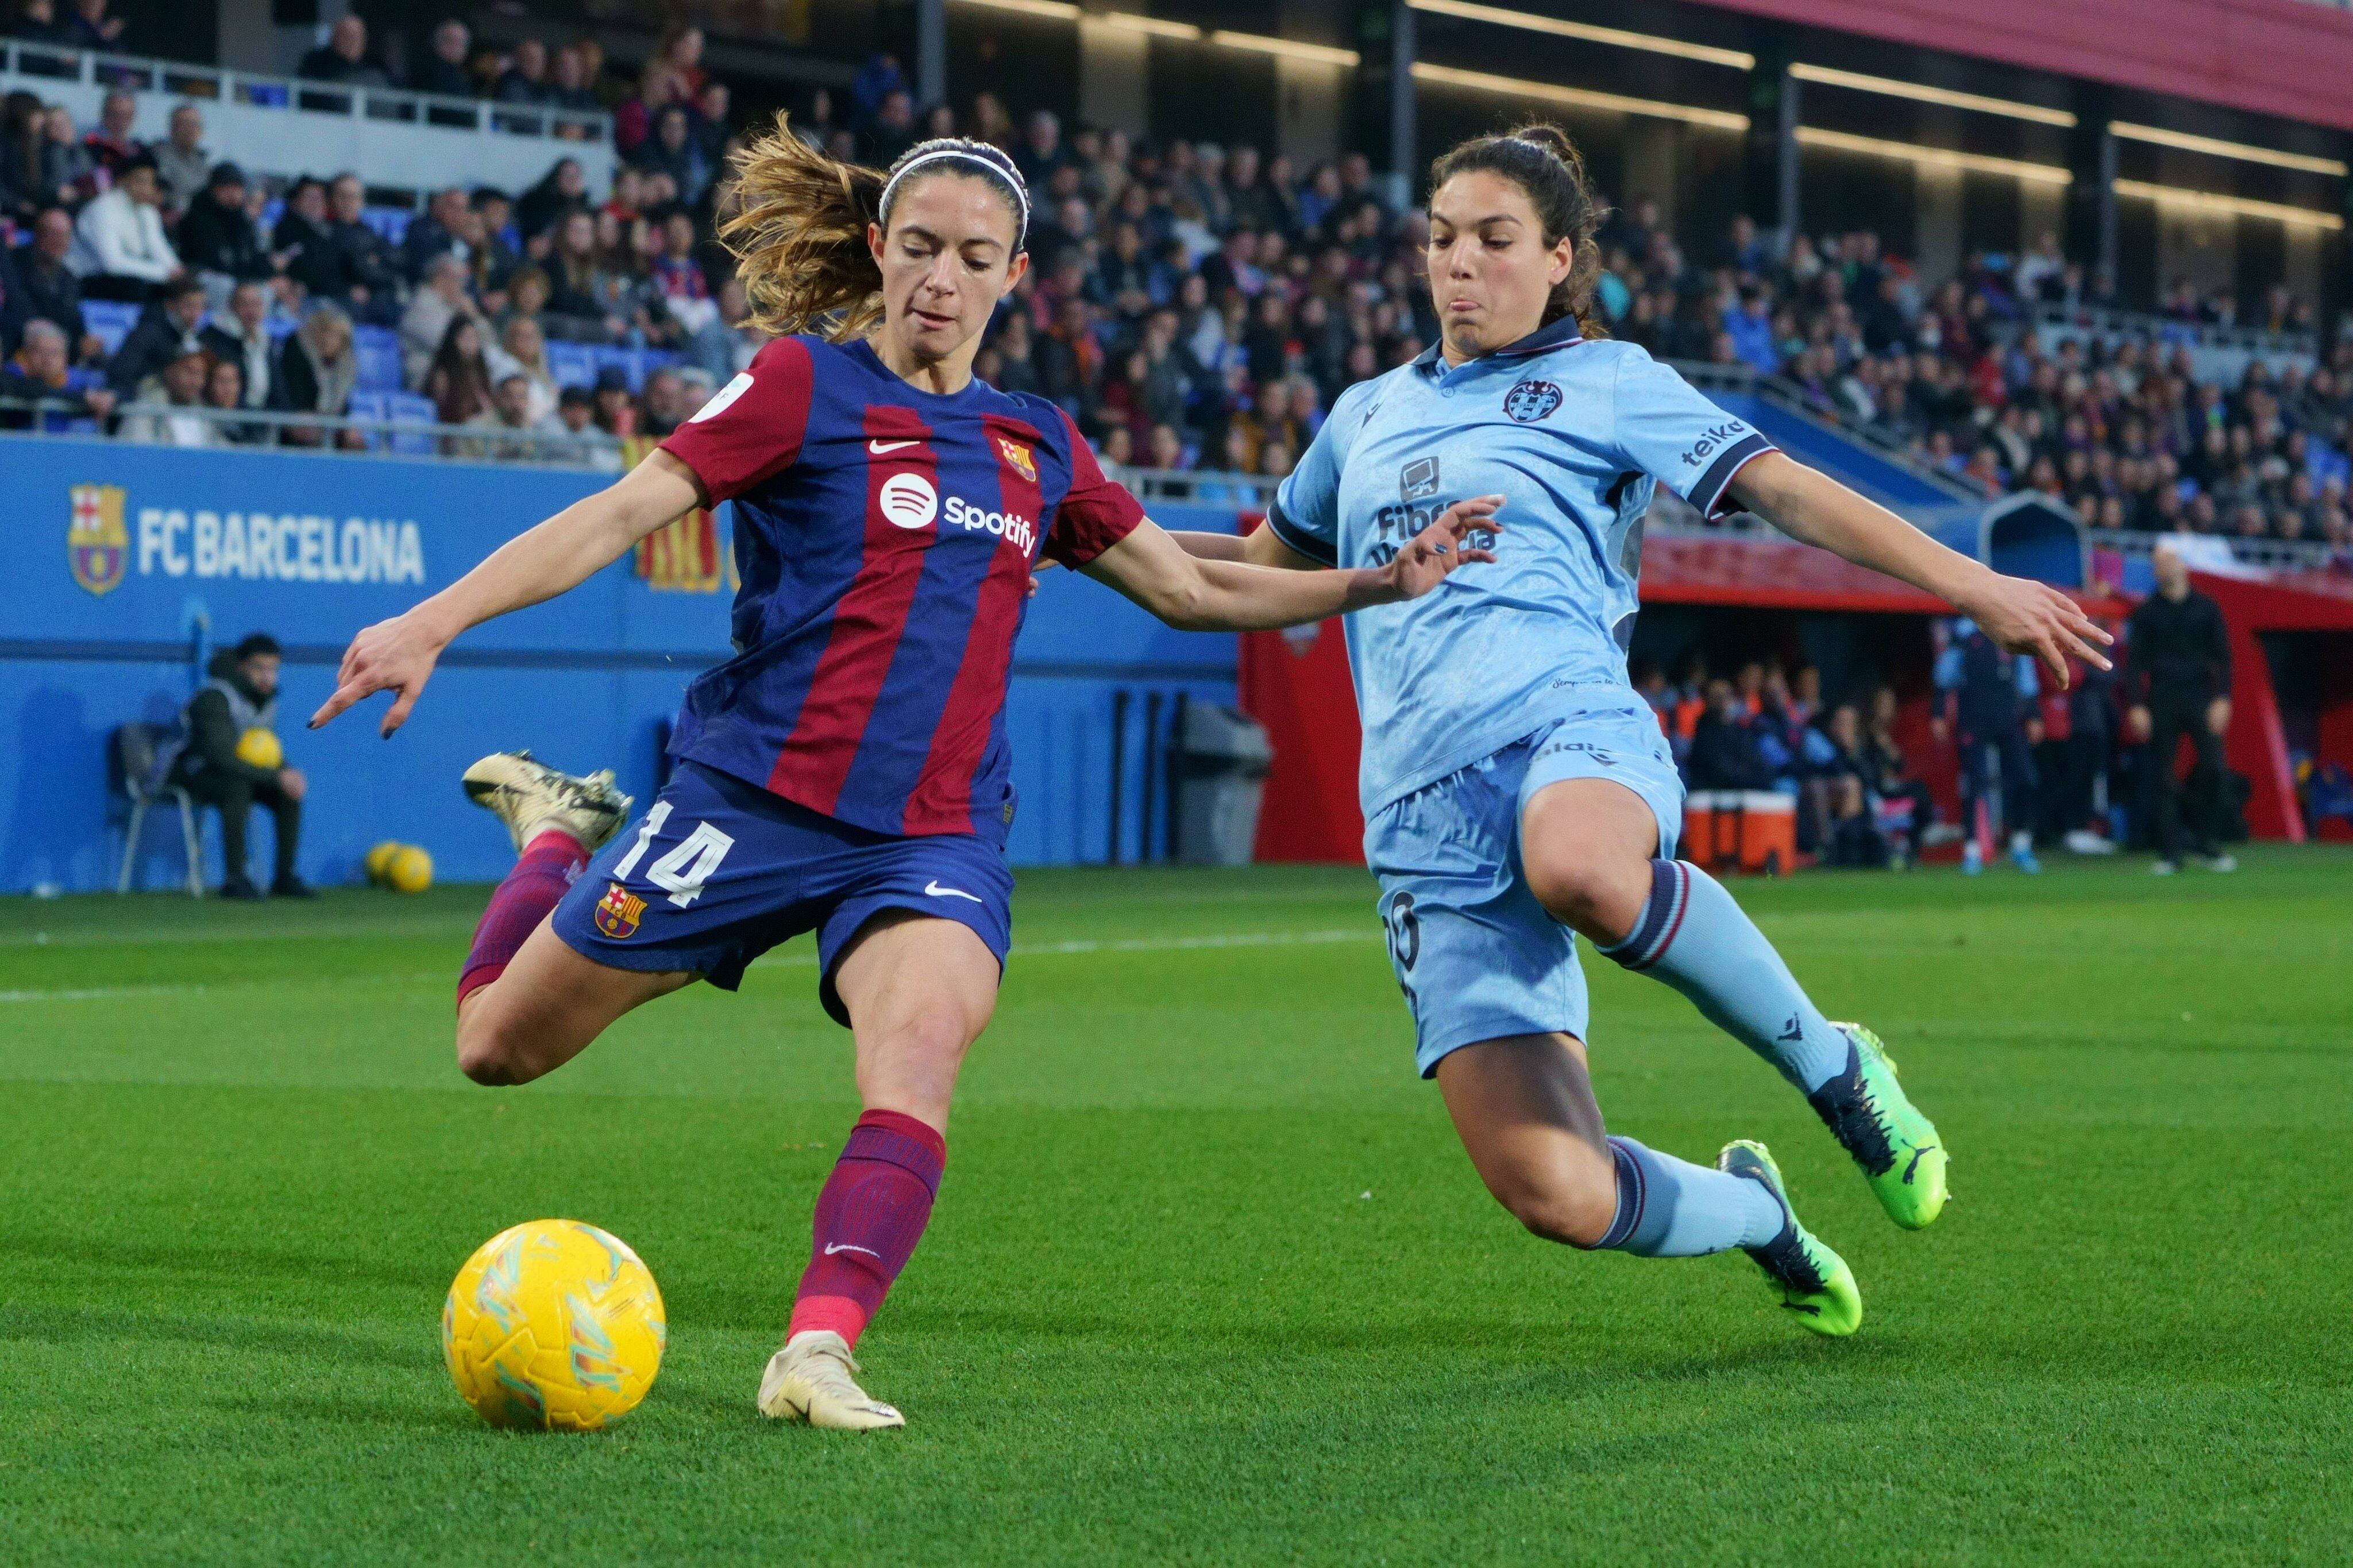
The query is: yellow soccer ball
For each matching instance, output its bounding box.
[365,840,402,885]
[441,1219,666,1432]
[234,727,283,771]
[385,844,434,894]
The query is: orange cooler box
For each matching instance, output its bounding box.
[1682,790,1798,876]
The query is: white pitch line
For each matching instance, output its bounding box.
[1,929,1385,1001]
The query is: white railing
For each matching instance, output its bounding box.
[0,40,611,142]
[2090,526,2353,577]
[2,397,622,468]
[2033,301,2318,359]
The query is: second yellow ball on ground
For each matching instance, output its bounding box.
[384,845,434,893]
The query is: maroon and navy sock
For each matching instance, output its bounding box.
[456,829,586,1007]
[788,1109,947,1348]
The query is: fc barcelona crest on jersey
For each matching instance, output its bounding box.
[593,883,646,940]
[68,483,129,596]
[996,437,1037,484]
[1503,379,1563,424]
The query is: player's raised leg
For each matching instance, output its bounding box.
[1436,1033,1860,1335]
[1521,777,1947,1230]
[450,751,692,1084]
[758,913,997,1431]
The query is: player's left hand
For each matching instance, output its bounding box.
[1960,571,2112,689]
[310,611,450,737]
[1382,495,1503,600]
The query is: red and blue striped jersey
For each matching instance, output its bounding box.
[657,333,1143,843]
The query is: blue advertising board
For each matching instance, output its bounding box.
[2,434,1239,893]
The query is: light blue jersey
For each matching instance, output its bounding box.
[1268,319,1773,818]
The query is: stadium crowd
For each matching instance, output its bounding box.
[1,1,2346,550]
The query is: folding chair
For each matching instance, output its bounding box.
[111,723,203,897]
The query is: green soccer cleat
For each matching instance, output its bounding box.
[1808,1023,1948,1231]
[1718,1140,1862,1338]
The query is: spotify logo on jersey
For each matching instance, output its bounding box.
[878,472,939,530]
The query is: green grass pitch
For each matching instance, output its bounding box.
[3,849,2348,1563]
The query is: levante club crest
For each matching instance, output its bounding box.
[68,483,129,596]
[593,883,646,940]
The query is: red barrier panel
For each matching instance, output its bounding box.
[1241,619,1365,863]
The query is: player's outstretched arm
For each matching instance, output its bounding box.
[1730,451,2113,687]
[1084,496,1502,631]
[310,451,705,736]
[1162,527,1322,569]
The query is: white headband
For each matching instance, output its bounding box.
[880,148,1030,237]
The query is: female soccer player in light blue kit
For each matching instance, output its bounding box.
[1176,125,2112,1334]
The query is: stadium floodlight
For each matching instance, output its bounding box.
[2109,123,2347,178]
[1794,126,2073,185]
[1406,0,1752,71]
[1410,62,1749,132]
[2112,178,2344,230]
[1101,10,1204,40]
[953,0,1083,18]
[1788,63,2076,128]
[1208,30,1361,66]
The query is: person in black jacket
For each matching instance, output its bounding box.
[167,633,313,899]
[271,177,345,304]
[1685,679,1776,791]
[326,172,401,323]
[175,162,276,287]
[2126,542,2236,873]
[105,273,207,394]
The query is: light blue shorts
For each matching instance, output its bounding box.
[1364,702,1684,1077]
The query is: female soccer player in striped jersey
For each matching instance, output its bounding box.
[309,124,1495,1427]
[1174,125,2111,1334]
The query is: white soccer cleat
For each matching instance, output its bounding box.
[757,1330,905,1430]
[461,751,633,855]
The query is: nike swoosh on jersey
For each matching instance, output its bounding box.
[868,439,918,454]
[924,880,983,902]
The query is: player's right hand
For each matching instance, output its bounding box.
[310,612,448,737]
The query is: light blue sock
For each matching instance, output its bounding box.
[1587,1137,1786,1257]
[1599,859,1849,1093]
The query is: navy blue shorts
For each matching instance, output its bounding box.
[550,759,1013,1027]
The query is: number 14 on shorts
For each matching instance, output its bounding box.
[613,800,736,908]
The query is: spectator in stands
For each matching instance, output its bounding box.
[177,162,273,303]
[657,24,707,98]
[546,44,601,119]
[198,277,271,410]
[460,368,560,459]
[0,316,113,427]
[325,172,400,321]
[169,634,310,901]
[420,312,492,426]
[40,104,95,207]
[612,60,681,157]
[80,88,138,180]
[495,37,551,106]
[866,88,917,167]
[634,104,712,208]
[1,92,49,224]
[200,352,263,443]
[119,343,216,446]
[151,104,209,215]
[637,364,691,436]
[399,186,470,284]
[543,208,620,339]
[6,0,79,47]
[1687,678,1776,791]
[271,176,342,304]
[1862,687,1935,863]
[589,364,634,436]
[63,0,121,52]
[271,300,358,446]
[552,381,616,469]
[2126,542,2235,873]
[70,150,175,300]
[103,272,203,392]
[400,253,479,385]
[412,20,476,101]
[299,15,390,89]
[515,156,586,242]
[9,206,91,355]
[486,312,557,426]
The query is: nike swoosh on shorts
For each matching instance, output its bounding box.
[925,880,983,903]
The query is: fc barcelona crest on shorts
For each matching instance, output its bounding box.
[68,483,129,596]
[996,437,1037,484]
[593,882,646,939]
[1503,379,1563,423]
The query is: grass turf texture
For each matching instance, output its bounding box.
[3,849,2348,1563]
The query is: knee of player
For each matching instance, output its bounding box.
[1499,1179,1615,1249]
[1522,852,1640,940]
[454,1014,530,1086]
